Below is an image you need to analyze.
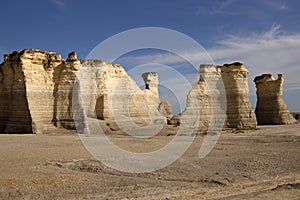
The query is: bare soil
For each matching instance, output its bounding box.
[0,123,299,199]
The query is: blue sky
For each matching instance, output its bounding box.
[1,0,300,113]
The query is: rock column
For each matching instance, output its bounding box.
[254,74,297,124]
[220,62,257,128]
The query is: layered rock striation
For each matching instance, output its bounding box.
[220,62,257,128]
[0,50,62,133]
[254,74,297,125]
[1,49,295,134]
[0,49,164,133]
[180,62,256,132]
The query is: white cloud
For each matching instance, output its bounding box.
[119,24,300,94]
[209,0,237,15]
[51,0,65,7]
[207,23,300,95]
[261,1,288,11]
[118,24,300,112]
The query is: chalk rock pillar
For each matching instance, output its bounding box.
[220,62,257,128]
[254,74,297,125]
[142,72,159,99]
[181,64,223,132]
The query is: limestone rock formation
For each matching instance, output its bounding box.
[254,74,297,125]
[142,72,159,98]
[0,50,62,133]
[127,72,161,124]
[0,49,164,133]
[220,62,257,128]
[158,101,173,122]
[181,64,228,132]
[180,62,256,132]
[5,49,294,134]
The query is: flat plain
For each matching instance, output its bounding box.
[0,123,299,199]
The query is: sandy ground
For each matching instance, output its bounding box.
[0,123,299,199]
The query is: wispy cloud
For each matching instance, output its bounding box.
[51,0,65,7]
[208,23,300,95]
[209,0,237,15]
[117,24,300,111]
[196,0,238,16]
[261,1,288,11]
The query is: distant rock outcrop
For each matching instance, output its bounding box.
[254,74,297,125]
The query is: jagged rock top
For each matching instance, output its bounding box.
[1,49,119,69]
[199,62,248,74]
[223,62,243,67]
[254,74,283,84]
[220,62,248,73]
[199,64,220,73]
[3,49,62,62]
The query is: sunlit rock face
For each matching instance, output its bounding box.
[0,50,62,133]
[179,62,256,132]
[220,62,257,129]
[254,74,297,125]
[0,49,164,133]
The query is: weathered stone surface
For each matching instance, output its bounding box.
[128,72,161,124]
[4,49,295,134]
[0,49,164,133]
[292,113,300,122]
[0,50,62,133]
[158,101,173,122]
[181,64,225,132]
[179,62,256,131]
[168,115,181,126]
[53,52,81,129]
[220,62,257,128]
[254,74,297,125]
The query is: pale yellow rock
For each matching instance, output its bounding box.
[181,64,218,132]
[0,50,165,133]
[158,101,173,122]
[0,49,62,133]
[220,62,257,128]
[180,62,256,132]
[254,74,297,125]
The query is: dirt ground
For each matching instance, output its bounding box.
[0,123,299,199]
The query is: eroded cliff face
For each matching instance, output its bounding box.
[180,62,256,132]
[0,50,62,133]
[1,49,295,134]
[181,65,218,132]
[254,74,297,125]
[220,63,257,128]
[0,49,164,133]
